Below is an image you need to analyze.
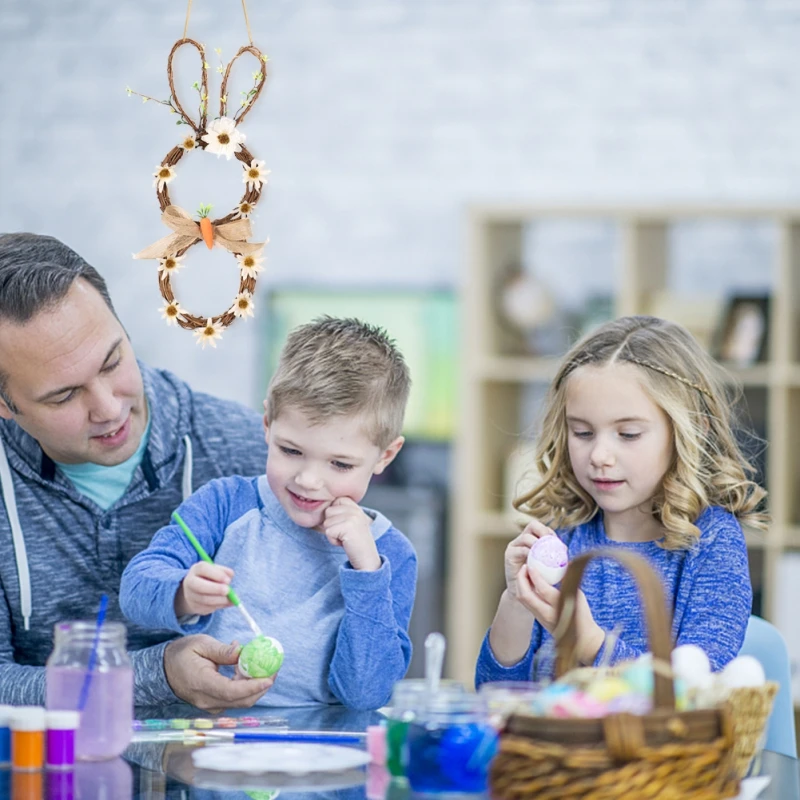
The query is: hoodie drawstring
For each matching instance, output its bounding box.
[0,434,194,633]
[0,435,33,631]
[181,435,193,502]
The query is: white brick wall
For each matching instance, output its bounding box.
[2,0,799,405]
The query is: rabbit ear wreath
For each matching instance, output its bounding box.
[132,38,269,348]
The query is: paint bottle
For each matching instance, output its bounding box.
[45,620,133,760]
[10,706,46,771]
[366,723,388,765]
[0,705,11,800]
[46,711,80,770]
[0,704,13,766]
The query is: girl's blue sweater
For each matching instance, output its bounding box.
[475,506,752,685]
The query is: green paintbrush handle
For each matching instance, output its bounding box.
[171,511,241,607]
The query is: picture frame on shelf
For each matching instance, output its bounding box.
[712,295,770,368]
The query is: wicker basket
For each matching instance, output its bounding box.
[727,682,778,778]
[490,548,740,800]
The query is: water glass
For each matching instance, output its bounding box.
[45,620,133,760]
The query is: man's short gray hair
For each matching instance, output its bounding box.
[0,233,117,413]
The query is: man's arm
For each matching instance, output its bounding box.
[0,664,46,705]
[131,640,177,706]
[0,594,181,706]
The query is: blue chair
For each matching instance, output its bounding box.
[738,615,797,758]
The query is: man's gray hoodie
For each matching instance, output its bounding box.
[0,362,267,705]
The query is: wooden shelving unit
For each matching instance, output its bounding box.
[446,205,800,688]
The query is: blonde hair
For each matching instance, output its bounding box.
[515,315,768,549]
[265,316,411,449]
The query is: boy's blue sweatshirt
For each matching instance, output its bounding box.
[475,506,752,685]
[0,363,267,706]
[120,475,418,710]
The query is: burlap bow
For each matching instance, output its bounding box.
[134,205,264,260]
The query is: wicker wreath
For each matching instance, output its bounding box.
[132,38,269,347]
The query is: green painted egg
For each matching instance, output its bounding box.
[238,635,284,679]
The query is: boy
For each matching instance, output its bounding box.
[120,317,417,710]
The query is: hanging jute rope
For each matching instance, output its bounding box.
[130,0,269,347]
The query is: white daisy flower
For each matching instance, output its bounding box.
[231,291,255,319]
[242,159,269,191]
[236,251,265,280]
[157,255,184,275]
[193,318,224,348]
[201,116,245,160]
[159,300,186,326]
[153,163,177,190]
[178,134,198,151]
[234,200,256,218]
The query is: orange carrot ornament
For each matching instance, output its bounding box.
[197,204,214,249]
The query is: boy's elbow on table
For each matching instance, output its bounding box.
[331,680,393,712]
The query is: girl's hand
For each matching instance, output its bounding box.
[504,519,556,600]
[516,564,606,665]
[322,498,381,571]
[174,562,234,617]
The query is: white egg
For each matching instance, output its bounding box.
[527,558,567,585]
[671,644,713,689]
[721,655,766,688]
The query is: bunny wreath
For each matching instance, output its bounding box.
[130,0,269,348]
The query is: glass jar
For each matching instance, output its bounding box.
[477,680,544,728]
[384,679,465,777]
[405,692,498,793]
[45,620,133,761]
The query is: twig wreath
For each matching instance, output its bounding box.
[131,2,269,348]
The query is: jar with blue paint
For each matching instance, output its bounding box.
[405,692,498,793]
[385,679,465,777]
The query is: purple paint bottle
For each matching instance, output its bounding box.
[46,711,79,770]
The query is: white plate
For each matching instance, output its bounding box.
[192,742,372,775]
[192,769,368,793]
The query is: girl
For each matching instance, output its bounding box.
[475,315,767,685]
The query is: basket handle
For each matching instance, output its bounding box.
[553,548,675,710]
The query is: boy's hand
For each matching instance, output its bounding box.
[174,562,235,618]
[322,497,381,571]
[504,518,555,601]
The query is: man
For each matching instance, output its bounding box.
[0,232,272,708]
